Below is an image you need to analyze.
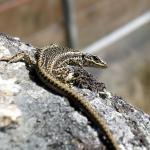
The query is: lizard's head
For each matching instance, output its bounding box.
[82,53,108,68]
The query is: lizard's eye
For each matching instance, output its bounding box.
[93,56,100,61]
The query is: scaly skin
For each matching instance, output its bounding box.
[0,44,119,150]
[37,44,108,84]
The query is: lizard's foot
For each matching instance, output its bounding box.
[0,51,35,67]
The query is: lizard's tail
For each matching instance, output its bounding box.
[36,66,119,150]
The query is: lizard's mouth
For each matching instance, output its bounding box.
[94,61,108,68]
[100,63,108,68]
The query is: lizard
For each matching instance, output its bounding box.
[0,43,119,150]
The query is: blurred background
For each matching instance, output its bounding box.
[0,0,150,113]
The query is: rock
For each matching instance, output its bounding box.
[0,33,149,150]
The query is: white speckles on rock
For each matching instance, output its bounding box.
[27,88,46,99]
[9,62,25,70]
[0,104,22,127]
[0,45,11,57]
[19,44,32,52]
[71,111,88,125]
[14,37,20,41]
[0,76,21,96]
[0,76,22,127]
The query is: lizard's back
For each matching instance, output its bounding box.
[38,44,76,71]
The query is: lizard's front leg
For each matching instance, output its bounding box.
[0,51,36,68]
[52,66,76,85]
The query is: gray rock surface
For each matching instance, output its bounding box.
[0,33,150,150]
